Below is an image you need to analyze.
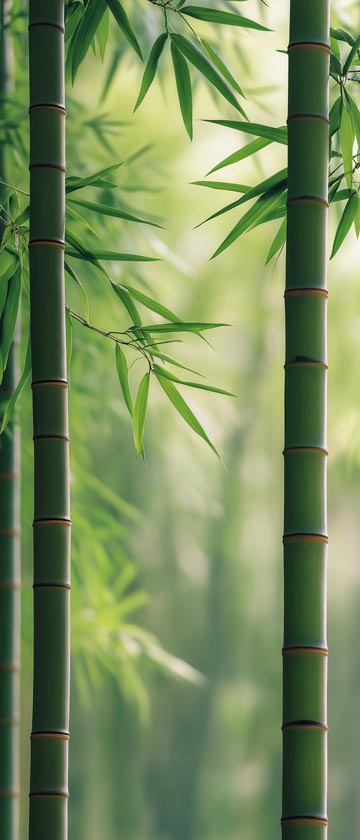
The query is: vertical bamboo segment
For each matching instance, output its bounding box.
[282,2,329,838]
[0,2,20,837]
[28,3,70,839]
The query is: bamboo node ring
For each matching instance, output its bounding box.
[287,114,330,125]
[33,582,71,590]
[288,41,330,53]
[28,22,65,34]
[284,287,328,298]
[33,518,72,527]
[29,104,66,115]
[28,239,65,248]
[282,646,328,656]
[287,196,329,208]
[283,446,328,456]
[281,817,328,826]
[282,720,328,732]
[29,163,66,173]
[283,533,328,543]
[32,380,68,389]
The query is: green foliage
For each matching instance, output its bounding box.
[197,25,360,259]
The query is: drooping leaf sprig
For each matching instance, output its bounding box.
[65,0,270,137]
[194,25,360,260]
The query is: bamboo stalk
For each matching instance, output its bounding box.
[28,3,70,839]
[282,2,329,837]
[0,1,20,837]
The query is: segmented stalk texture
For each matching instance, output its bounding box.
[28,2,70,838]
[282,2,329,838]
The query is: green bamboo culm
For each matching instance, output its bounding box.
[0,1,20,837]
[28,2,70,839]
[282,2,329,838]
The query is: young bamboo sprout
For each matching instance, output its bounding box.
[282,1,329,837]
[28,2,70,838]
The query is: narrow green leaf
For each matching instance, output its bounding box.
[200,38,244,96]
[329,97,342,136]
[330,27,355,46]
[111,282,143,328]
[133,372,150,457]
[181,7,270,31]
[66,308,72,383]
[67,196,162,227]
[134,34,168,111]
[115,344,133,416]
[1,338,31,434]
[171,34,245,116]
[156,373,219,458]
[343,34,360,74]
[97,7,109,61]
[121,284,180,322]
[0,259,16,319]
[205,119,288,144]
[266,217,286,263]
[345,91,360,148]
[340,103,355,189]
[104,0,142,59]
[150,350,204,377]
[171,41,193,139]
[69,0,107,81]
[66,247,158,263]
[208,137,271,175]
[354,196,360,239]
[64,260,90,323]
[1,263,21,374]
[330,193,357,258]
[192,180,249,193]
[66,162,124,193]
[152,364,236,396]
[129,321,228,334]
[199,168,287,226]
[212,186,286,258]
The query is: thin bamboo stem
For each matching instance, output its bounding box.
[28,3,70,839]
[283,2,329,837]
[0,2,20,837]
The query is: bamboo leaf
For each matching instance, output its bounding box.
[129,321,227,334]
[66,162,124,193]
[212,186,286,259]
[0,259,16,319]
[1,263,21,374]
[133,372,150,457]
[66,247,158,263]
[205,119,288,144]
[329,97,342,137]
[207,137,270,175]
[66,308,73,383]
[354,196,360,239]
[199,168,287,226]
[156,373,219,458]
[149,350,203,377]
[266,217,286,263]
[170,34,245,116]
[181,7,270,31]
[330,27,355,46]
[340,103,355,189]
[64,260,90,323]
[152,364,236,396]
[97,7,109,61]
[171,41,193,140]
[134,34,168,111]
[104,0,142,59]
[69,0,107,81]
[330,193,357,258]
[67,196,163,227]
[115,345,133,416]
[111,282,143,327]
[345,92,360,148]
[343,34,360,74]
[121,284,181,322]
[192,180,249,193]
[199,39,244,96]
[0,337,31,434]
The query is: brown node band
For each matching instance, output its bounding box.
[288,41,330,53]
[287,114,330,125]
[281,817,328,826]
[28,239,65,248]
[287,196,329,208]
[285,360,328,370]
[33,582,71,590]
[282,721,328,732]
[283,446,328,456]
[33,518,71,527]
[29,104,66,114]
[32,380,68,389]
[33,434,70,442]
[31,730,70,740]
[29,163,66,173]
[0,789,20,798]
[0,663,20,671]
[28,21,65,34]
[29,791,69,799]
[283,532,328,543]
[0,717,20,725]
[284,287,328,298]
[282,646,328,656]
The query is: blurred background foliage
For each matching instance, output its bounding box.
[2,0,360,837]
